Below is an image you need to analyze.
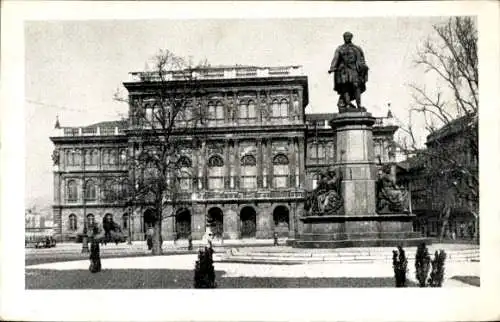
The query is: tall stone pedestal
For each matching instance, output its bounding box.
[290,112,430,248]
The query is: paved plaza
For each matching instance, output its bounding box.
[25,242,480,289]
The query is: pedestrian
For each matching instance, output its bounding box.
[89,226,102,273]
[146,226,154,250]
[273,231,279,246]
[188,234,193,251]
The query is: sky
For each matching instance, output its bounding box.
[25,17,448,208]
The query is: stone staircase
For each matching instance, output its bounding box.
[215,245,479,264]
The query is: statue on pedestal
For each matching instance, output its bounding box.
[305,168,343,216]
[376,164,409,213]
[328,32,369,112]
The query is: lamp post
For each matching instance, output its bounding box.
[81,142,89,253]
[127,206,132,245]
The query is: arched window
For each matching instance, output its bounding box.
[311,172,321,190]
[279,99,289,117]
[272,99,288,119]
[67,180,78,202]
[208,155,224,190]
[109,150,117,165]
[271,99,280,118]
[215,101,224,125]
[238,100,256,124]
[68,214,77,231]
[67,149,81,166]
[145,104,153,125]
[102,179,115,201]
[122,213,129,230]
[85,150,92,166]
[84,179,97,201]
[119,149,127,165]
[248,100,256,120]
[207,101,215,126]
[152,103,162,127]
[87,214,95,227]
[91,149,99,166]
[309,143,325,163]
[74,149,81,166]
[103,149,110,165]
[241,154,257,189]
[273,154,289,188]
[178,156,192,191]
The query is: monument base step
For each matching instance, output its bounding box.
[288,237,433,248]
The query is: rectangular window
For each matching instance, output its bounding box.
[273,164,289,188]
[241,176,257,189]
[180,178,192,191]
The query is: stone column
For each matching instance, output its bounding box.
[256,91,262,124]
[192,140,199,192]
[191,204,206,240]
[229,140,235,189]
[294,138,300,188]
[224,140,230,189]
[133,208,143,241]
[267,138,273,188]
[257,138,263,188]
[297,138,305,189]
[330,112,377,217]
[262,139,268,189]
[234,140,240,189]
[288,203,297,239]
[200,140,206,190]
[224,204,239,239]
[288,138,296,188]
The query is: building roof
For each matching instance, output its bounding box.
[305,113,334,122]
[82,119,128,129]
[426,113,477,143]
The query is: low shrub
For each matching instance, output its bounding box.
[392,245,408,287]
[194,246,216,288]
[415,242,431,287]
[429,250,447,287]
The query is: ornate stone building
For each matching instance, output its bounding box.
[50,65,398,242]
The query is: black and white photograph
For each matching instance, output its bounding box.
[1,1,499,321]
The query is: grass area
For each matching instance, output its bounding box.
[26,268,417,289]
[451,275,480,286]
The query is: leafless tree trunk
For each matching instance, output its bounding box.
[397,17,478,239]
[115,49,208,255]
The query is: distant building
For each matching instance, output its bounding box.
[25,208,54,243]
[50,65,399,242]
[397,114,478,240]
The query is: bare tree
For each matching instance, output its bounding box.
[398,17,478,239]
[115,49,208,254]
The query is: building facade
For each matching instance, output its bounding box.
[50,65,398,242]
[397,114,478,240]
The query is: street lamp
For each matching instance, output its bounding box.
[127,206,132,245]
[81,144,89,253]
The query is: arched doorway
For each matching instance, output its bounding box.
[273,205,290,237]
[143,208,156,239]
[240,206,257,238]
[175,208,192,239]
[207,207,223,238]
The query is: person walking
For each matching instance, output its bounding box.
[89,225,102,273]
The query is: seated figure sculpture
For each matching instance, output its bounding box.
[305,168,343,216]
[376,165,409,213]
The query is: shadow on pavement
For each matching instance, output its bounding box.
[26,268,418,289]
[450,275,480,287]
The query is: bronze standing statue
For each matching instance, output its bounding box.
[328,32,369,112]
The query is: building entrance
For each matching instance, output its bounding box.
[175,208,192,239]
[240,206,256,238]
[207,207,224,238]
[273,205,290,237]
